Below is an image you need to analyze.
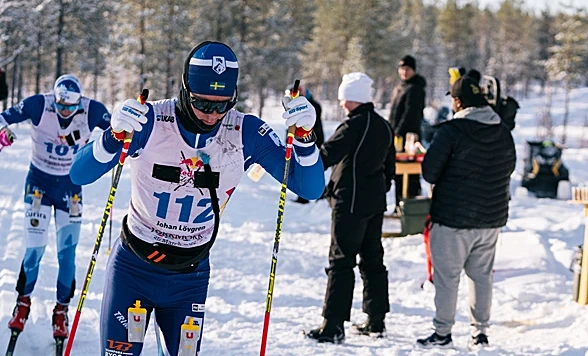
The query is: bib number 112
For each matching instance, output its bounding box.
[153,192,214,223]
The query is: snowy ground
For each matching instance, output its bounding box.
[1,88,588,355]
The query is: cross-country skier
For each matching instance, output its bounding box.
[0,74,111,340]
[69,41,324,355]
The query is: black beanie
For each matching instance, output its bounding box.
[399,55,416,71]
[465,69,481,84]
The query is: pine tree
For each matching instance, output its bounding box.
[545,9,588,144]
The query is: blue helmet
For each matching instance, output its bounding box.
[54,74,82,104]
[53,74,83,119]
[185,42,238,97]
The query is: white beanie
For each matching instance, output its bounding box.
[338,72,374,103]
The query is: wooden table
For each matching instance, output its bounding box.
[568,200,588,305]
[396,161,422,199]
[382,155,424,238]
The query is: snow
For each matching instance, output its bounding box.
[1,89,588,355]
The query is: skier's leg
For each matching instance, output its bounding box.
[101,240,154,356]
[54,186,83,304]
[154,256,210,356]
[17,180,51,298]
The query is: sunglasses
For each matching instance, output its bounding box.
[190,96,235,114]
[55,102,79,111]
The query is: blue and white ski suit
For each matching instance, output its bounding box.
[0,94,110,304]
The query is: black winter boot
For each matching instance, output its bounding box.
[351,314,386,337]
[468,333,489,351]
[305,319,345,344]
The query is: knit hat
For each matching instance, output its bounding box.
[337,72,374,104]
[465,69,481,84]
[399,55,416,71]
[186,42,238,97]
[177,41,239,133]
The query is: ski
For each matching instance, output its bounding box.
[55,337,65,356]
[5,329,20,356]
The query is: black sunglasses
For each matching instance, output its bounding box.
[190,96,235,114]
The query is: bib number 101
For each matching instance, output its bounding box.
[44,142,79,156]
[153,192,215,223]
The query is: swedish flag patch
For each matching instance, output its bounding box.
[210,82,226,90]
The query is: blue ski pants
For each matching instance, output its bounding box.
[101,239,210,356]
[17,165,82,304]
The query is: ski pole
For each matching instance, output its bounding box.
[259,80,300,356]
[106,168,115,256]
[64,89,149,356]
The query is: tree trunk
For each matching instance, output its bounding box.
[35,32,42,94]
[165,0,175,98]
[16,61,23,103]
[561,83,570,145]
[524,78,530,99]
[108,71,115,109]
[539,82,553,140]
[55,0,65,79]
[93,49,99,98]
[11,56,18,106]
[215,0,226,40]
[257,86,265,118]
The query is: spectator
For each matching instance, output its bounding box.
[463,68,519,131]
[305,72,395,343]
[417,76,516,350]
[388,55,426,209]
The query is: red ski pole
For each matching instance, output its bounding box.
[64,89,149,356]
[259,80,300,356]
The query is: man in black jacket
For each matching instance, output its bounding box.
[388,55,426,208]
[306,72,395,343]
[417,76,515,350]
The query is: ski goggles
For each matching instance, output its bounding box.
[55,102,80,111]
[189,96,235,114]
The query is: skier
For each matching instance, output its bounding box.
[69,41,324,356]
[0,74,111,341]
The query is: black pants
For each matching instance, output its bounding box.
[394,174,421,206]
[322,210,390,322]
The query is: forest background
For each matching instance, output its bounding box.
[1,0,588,142]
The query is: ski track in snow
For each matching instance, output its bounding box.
[1,90,588,355]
